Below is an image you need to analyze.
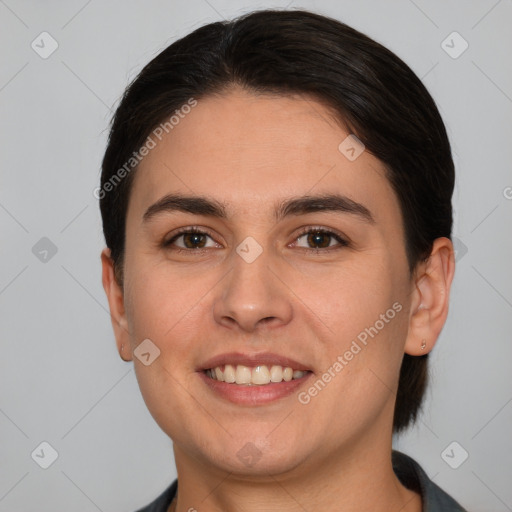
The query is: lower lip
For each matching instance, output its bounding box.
[198,371,313,405]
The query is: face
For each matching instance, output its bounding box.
[112,88,417,477]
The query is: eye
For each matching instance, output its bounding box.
[163,227,219,251]
[293,227,349,252]
[162,226,350,254]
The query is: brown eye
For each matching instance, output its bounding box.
[180,232,208,249]
[164,227,217,251]
[294,228,349,251]
[306,231,332,248]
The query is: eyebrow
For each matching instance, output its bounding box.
[142,192,375,224]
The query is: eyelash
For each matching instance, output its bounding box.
[162,226,349,255]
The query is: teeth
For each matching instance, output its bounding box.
[214,367,224,382]
[235,365,251,385]
[252,365,270,385]
[224,364,236,383]
[270,365,283,382]
[206,364,308,385]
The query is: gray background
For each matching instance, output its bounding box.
[1,0,511,510]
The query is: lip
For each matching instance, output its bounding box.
[198,370,313,405]
[196,351,313,406]
[197,351,312,372]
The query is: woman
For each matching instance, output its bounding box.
[99,9,466,512]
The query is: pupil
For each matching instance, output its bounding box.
[308,232,329,248]
[185,233,206,248]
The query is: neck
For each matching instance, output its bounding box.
[169,436,421,512]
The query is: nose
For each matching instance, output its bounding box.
[212,244,293,333]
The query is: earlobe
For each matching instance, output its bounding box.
[101,248,133,361]
[404,237,455,356]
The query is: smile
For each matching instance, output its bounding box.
[205,364,310,386]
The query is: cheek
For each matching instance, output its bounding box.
[292,255,400,337]
[125,264,208,437]
[132,362,202,447]
[124,256,205,345]
[291,256,409,392]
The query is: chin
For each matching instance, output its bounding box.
[203,434,310,477]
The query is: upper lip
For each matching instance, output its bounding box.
[198,352,312,372]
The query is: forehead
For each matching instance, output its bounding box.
[128,88,399,224]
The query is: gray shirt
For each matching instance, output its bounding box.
[135,450,468,511]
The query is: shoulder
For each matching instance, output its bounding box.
[392,450,469,511]
[134,479,177,512]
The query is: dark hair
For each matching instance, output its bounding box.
[100,9,454,433]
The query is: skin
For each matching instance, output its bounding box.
[101,87,455,512]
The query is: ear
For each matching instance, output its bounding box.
[101,248,132,361]
[404,237,455,356]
